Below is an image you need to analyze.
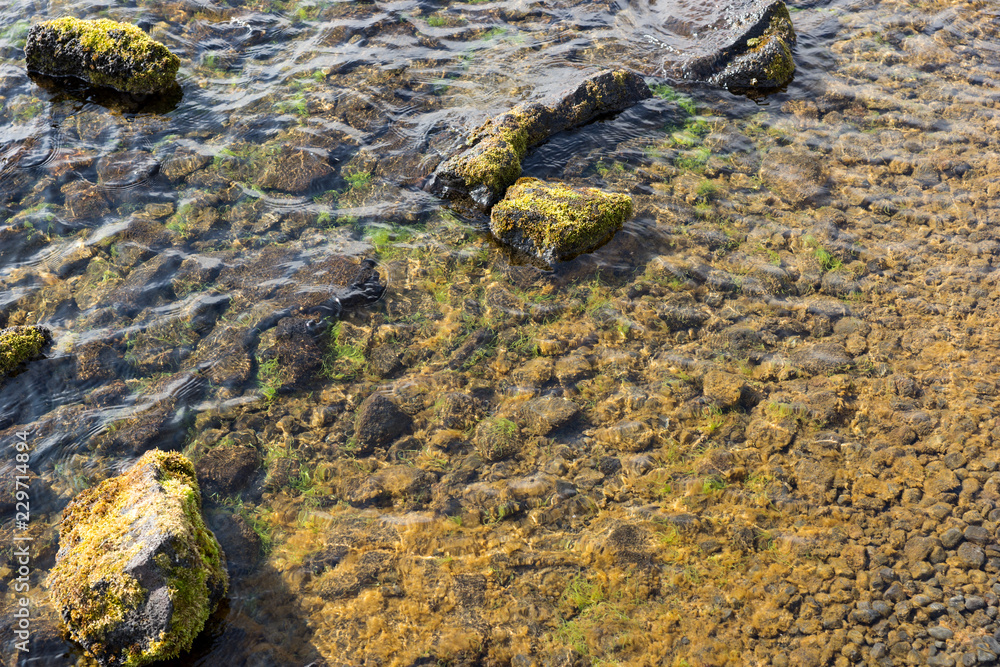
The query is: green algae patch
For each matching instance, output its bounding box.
[0,325,50,379]
[47,450,228,667]
[490,177,633,269]
[25,18,180,95]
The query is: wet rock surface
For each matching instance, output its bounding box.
[46,451,227,666]
[24,18,180,95]
[427,70,650,210]
[490,177,633,268]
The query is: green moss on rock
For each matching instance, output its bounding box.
[0,325,50,378]
[711,2,796,88]
[25,18,180,95]
[428,70,650,210]
[490,178,633,269]
[48,450,228,667]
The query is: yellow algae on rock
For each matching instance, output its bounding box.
[0,325,49,379]
[490,177,633,269]
[47,450,227,667]
[25,18,180,95]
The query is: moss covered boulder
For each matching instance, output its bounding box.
[678,0,796,89]
[428,69,650,210]
[25,18,180,95]
[0,325,50,379]
[48,450,227,667]
[490,178,633,269]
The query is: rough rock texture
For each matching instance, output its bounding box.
[0,325,50,379]
[427,69,650,210]
[47,450,227,667]
[25,18,180,95]
[490,178,633,268]
[354,394,412,456]
[254,146,334,193]
[676,0,796,89]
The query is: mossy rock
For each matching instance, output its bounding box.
[48,450,228,667]
[25,18,180,95]
[0,325,50,379]
[427,69,650,210]
[490,178,633,269]
[678,0,796,89]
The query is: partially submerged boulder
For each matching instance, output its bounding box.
[490,178,633,268]
[0,325,51,379]
[48,450,227,667]
[427,69,650,210]
[676,0,796,89]
[25,18,180,95]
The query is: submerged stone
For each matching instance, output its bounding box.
[671,0,796,89]
[25,18,180,96]
[47,450,228,667]
[0,325,50,379]
[427,69,650,210]
[490,178,633,268]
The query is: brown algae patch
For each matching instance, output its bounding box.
[25,18,180,95]
[47,450,227,666]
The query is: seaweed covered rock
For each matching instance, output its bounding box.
[47,450,227,667]
[678,0,796,89]
[0,325,51,379]
[490,178,633,268]
[25,18,180,95]
[427,69,650,210]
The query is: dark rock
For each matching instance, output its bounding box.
[851,603,880,625]
[354,394,412,455]
[942,527,965,549]
[196,444,261,497]
[255,146,334,193]
[519,396,581,435]
[96,150,159,187]
[929,626,954,640]
[25,18,180,95]
[598,456,622,476]
[369,345,404,378]
[47,451,227,666]
[958,542,986,569]
[427,70,650,210]
[208,512,263,576]
[62,180,111,220]
[673,0,797,88]
[965,525,991,545]
[967,596,987,611]
[904,535,940,566]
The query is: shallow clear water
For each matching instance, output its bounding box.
[3,0,1000,664]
